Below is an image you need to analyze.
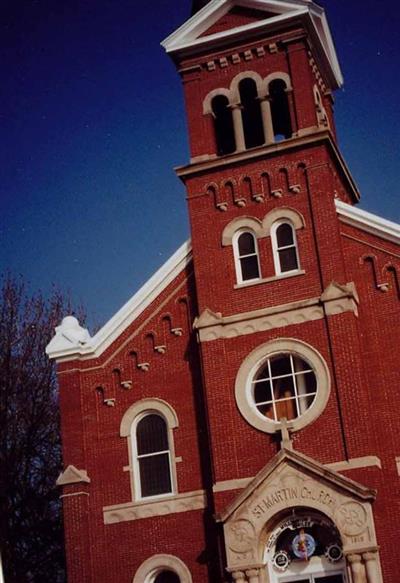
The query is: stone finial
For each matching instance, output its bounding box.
[46,315,92,358]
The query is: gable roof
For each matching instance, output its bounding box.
[336,200,400,245]
[162,0,343,89]
[46,241,192,362]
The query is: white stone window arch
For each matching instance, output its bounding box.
[235,338,331,434]
[232,229,262,284]
[133,554,192,583]
[120,399,179,501]
[271,220,301,275]
[203,88,236,156]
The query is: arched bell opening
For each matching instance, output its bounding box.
[211,95,236,156]
[262,509,347,583]
[239,78,265,149]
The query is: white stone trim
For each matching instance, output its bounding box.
[56,465,91,486]
[219,448,378,576]
[195,297,323,341]
[133,554,192,583]
[235,338,331,433]
[47,240,192,361]
[233,269,306,288]
[336,200,400,245]
[326,456,382,473]
[230,70,264,102]
[103,490,206,525]
[203,87,232,114]
[213,477,253,492]
[222,217,263,245]
[195,282,359,341]
[264,71,292,92]
[161,0,343,88]
[209,457,382,495]
[263,207,305,234]
[120,399,179,436]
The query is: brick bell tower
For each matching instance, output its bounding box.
[162,2,386,583]
[46,1,399,582]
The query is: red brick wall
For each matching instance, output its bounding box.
[56,10,400,583]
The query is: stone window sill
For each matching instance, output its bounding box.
[234,270,305,289]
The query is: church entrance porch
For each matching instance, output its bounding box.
[217,449,383,583]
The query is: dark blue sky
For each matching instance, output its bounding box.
[2,0,400,328]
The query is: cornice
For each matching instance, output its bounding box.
[162,0,342,88]
[194,281,359,342]
[336,200,400,246]
[176,130,360,203]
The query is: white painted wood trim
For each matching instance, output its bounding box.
[336,200,400,245]
[47,241,192,361]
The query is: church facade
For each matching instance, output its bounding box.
[47,1,400,583]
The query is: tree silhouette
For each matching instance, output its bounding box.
[0,274,82,582]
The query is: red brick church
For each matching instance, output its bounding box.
[47,1,400,582]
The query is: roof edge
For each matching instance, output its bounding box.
[46,240,192,362]
[336,200,400,245]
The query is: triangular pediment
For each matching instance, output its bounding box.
[219,448,375,524]
[162,0,343,89]
[219,449,377,569]
[199,5,280,37]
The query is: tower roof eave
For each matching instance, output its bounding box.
[162,0,343,89]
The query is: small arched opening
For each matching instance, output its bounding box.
[211,95,236,155]
[269,79,293,141]
[239,78,265,149]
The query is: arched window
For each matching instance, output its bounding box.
[272,221,300,274]
[211,95,236,155]
[132,413,173,499]
[233,230,261,283]
[239,78,264,149]
[269,79,292,141]
[133,555,192,583]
